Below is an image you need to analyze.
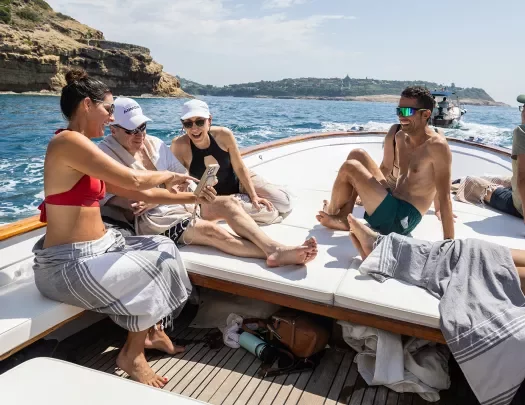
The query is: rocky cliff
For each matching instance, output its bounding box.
[0,0,189,97]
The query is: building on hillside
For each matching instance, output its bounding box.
[341,74,351,90]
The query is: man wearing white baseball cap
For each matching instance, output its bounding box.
[99,98,318,267]
[112,97,152,131]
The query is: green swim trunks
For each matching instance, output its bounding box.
[364,193,422,235]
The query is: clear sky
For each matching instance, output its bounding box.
[46,0,524,105]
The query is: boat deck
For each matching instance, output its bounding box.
[0,317,498,405]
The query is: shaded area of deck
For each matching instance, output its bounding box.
[1,318,524,404]
[0,318,485,405]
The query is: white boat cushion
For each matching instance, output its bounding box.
[334,200,524,329]
[180,223,352,304]
[0,229,83,358]
[0,357,207,404]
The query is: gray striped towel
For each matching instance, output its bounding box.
[33,229,192,332]
[359,233,525,405]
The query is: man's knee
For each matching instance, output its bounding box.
[340,159,363,177]
[197,221,233,242]
[346,148,369,162]
[216,195,241,210]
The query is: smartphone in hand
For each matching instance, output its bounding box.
[193,164,220,196]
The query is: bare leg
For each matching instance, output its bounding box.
[347,214,379,260]
[183,219,266,259]
[144,324,185,355]
[116,329,167,388]
[319,149,388,230]
[511,249,525,295]
[201,197,318,266]
[511,249,525,267]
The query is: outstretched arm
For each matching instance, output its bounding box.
[105,184,216,206]
[53,131,190,191]
[432,141,454,239]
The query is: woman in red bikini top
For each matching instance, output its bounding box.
[41,69,196,249]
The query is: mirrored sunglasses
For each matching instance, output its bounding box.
[396,107,428,117]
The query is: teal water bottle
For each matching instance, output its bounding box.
[239,332,275,362]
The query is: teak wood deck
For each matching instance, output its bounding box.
[3,318,509,405]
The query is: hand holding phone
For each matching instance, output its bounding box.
[193,164,220,197]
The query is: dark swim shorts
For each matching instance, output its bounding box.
[488,186,523,218]
[162,218,192,247]
[364,192,422,235]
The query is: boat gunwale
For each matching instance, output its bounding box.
[0,130,511,241]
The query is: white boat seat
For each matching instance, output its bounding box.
[0,229,83,359]
[180,223,353,305]
[334,200,524,329]
[0,357,207,404]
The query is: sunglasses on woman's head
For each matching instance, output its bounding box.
[396,107,428,117]
[93,99,115,115]
[182,119,206,129]
[117,122,147,135]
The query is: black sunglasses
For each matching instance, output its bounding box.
[182,118,207,129]
[116,122,147,135]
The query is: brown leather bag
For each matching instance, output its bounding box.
[266,310,330,358]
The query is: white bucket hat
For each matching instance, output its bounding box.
[180,99,211,120]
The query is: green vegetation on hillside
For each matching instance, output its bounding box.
[17,7,40,22]
[179,76,494,102]
[0,0,102,39]
[0,0,11,23]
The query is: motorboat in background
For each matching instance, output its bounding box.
[430,91,467,128]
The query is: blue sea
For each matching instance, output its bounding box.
[0,94,520,225]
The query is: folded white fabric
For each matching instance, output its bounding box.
[338,321,450,402]
[221,313,244,349]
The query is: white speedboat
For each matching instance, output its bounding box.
[430,91,466,128]
[0,131,522,404]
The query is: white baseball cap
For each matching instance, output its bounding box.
[181,99,211,120]
[111,97,151,130]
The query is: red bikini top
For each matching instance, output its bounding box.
[38,175,106,223]
[38,129,106,222]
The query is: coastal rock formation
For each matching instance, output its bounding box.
[0,0,189,97]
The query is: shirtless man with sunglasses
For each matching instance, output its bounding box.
[317,86,454,239]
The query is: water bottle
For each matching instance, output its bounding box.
[239,331,275,362]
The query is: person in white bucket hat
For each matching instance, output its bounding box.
[172,99,293,225]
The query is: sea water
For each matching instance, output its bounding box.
[0,94,520,224]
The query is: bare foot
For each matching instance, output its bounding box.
[145,328,185,355]
[347,214,378,260]
[116,350,167,388]
[316,211,350,231]
[267,237,318,267]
